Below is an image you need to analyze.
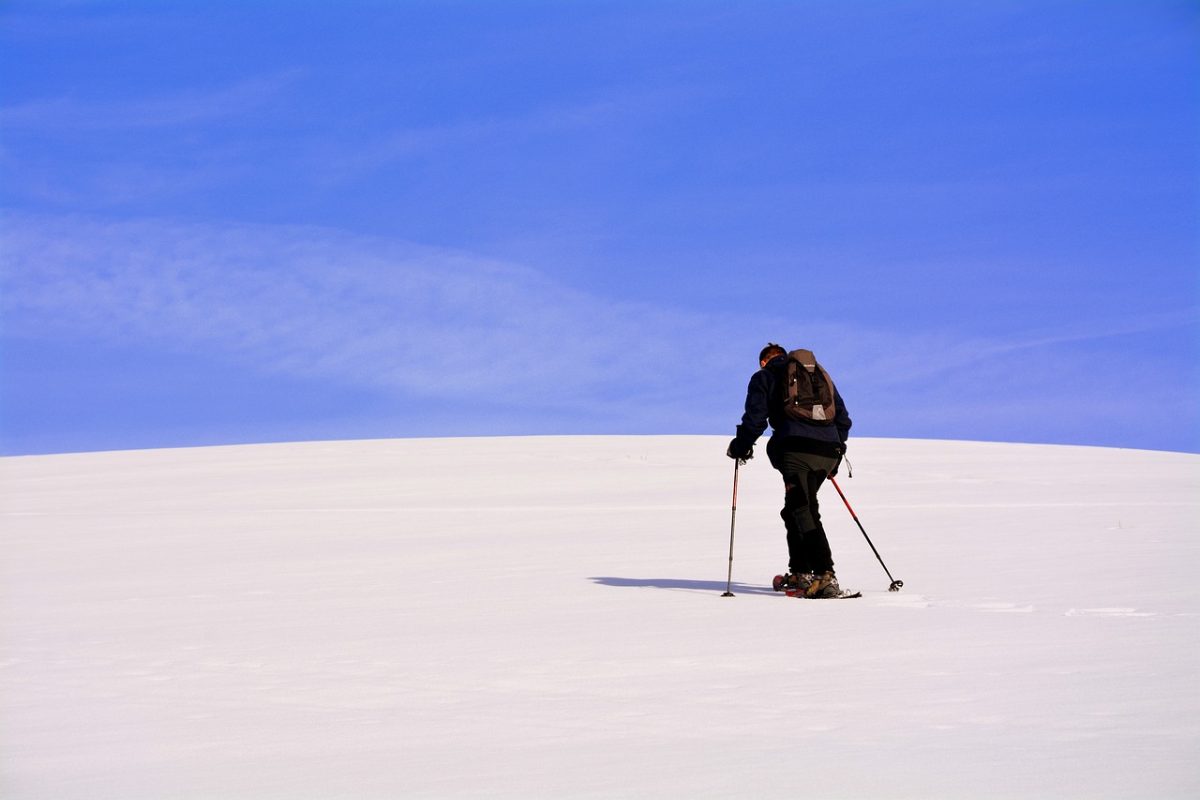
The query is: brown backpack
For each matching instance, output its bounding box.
[782,349,838,423]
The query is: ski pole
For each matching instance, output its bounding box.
[827,475,903,592]
[721,460,740,597]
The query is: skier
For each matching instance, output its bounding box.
[727,343,852,598]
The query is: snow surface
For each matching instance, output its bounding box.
[2,436,1198,799]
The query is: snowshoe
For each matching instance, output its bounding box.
[796,589,862,599]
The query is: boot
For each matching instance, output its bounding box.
[774,572,816,594]
[804,570,840,598]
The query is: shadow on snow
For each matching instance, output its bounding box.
[589,577,777,595]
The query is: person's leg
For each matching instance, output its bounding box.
[800,464,835,574]
[767,442,809,576]
[776,452,839,574]
[781,504,810,576]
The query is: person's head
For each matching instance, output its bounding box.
[759,342,786,367]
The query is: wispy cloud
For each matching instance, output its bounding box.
[837,308,1197,393]
[0,213,754,416]
[309,80,719,184]
[3,213,1194,446]
[0,70,303,131]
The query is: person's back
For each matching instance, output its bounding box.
[758,354,849,453]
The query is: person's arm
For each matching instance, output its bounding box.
[728,371,771,459]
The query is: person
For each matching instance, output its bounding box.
[727,343,852,597]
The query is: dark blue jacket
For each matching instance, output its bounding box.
[734,354,852,456]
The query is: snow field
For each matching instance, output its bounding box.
[2,436,1197,799]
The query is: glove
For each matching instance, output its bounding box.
[726,438,754,462]
[830,443,846,477]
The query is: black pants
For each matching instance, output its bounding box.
[766,441,839,575]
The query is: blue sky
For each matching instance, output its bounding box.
[1,0,1197,455]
